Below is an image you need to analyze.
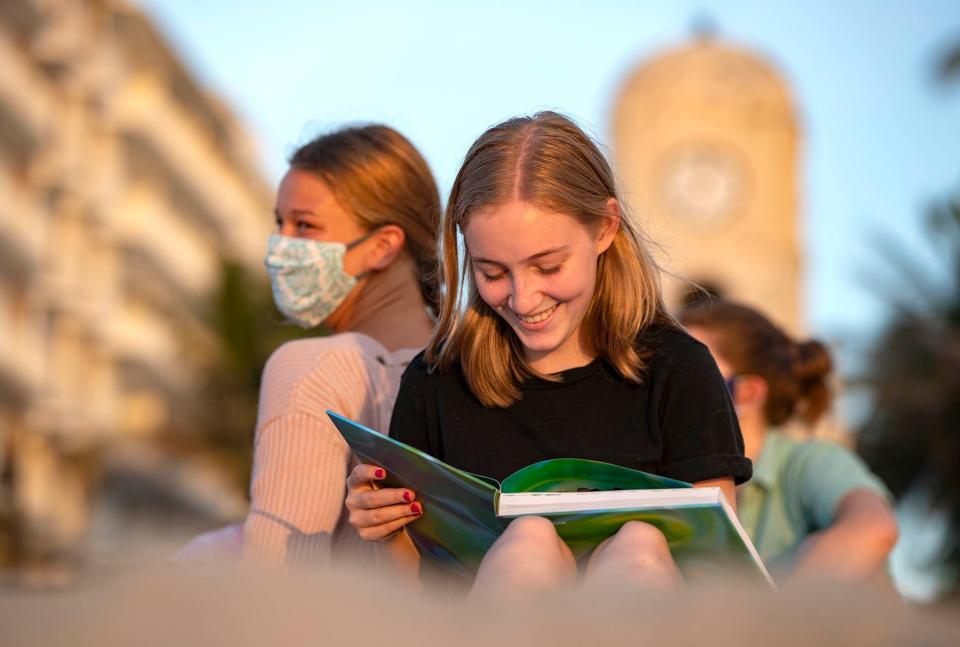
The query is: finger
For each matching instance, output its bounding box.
[344,487,413,514]
[357,505,424,542]
[356,487,416,510]
[346,463,387,489]
[350,501,423,530]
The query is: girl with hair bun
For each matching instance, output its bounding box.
[344,112,751,595]
[680,300,898,581]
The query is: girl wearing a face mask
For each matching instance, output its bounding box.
[233,125,441,566]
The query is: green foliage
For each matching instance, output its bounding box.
[856,194,960,582]
[194,260,316,490]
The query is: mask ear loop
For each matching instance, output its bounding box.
[343,225,386,280]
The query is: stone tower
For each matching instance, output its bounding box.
[611,35,802,333]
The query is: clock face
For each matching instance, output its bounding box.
[654,141,750,227]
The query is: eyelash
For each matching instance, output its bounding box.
[480,265,562,282]
[275,218,319,232]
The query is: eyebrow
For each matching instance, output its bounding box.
[274,208,321,219]
[472,245,571,266]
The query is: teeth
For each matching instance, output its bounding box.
[520,304,558,324]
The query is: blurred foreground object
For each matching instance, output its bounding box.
[0,561,956,646]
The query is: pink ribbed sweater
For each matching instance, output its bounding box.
[242,332,418,566]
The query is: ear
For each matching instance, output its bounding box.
[732,374,769,416]
[362,224,406,271]
[596,198,621,254]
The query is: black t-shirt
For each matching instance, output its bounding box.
[389,324,752,485]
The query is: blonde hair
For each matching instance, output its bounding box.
[426,112,672,407]
[289,125,442,314]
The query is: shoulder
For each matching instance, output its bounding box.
[264,333,387,376]
[259,333,394,421]
[781,436,891,502]
[637,323,718,378]
[398,350,462,389]
[784,437,873,480]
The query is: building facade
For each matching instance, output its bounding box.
[0,0,271,572]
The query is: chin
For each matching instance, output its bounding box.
[511,327,565,355]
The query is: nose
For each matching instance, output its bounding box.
[277,218,298,238]
[507,273,541,315]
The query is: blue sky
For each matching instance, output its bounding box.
[141,0,960,353]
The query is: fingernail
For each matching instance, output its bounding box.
[374,469,385,479]
[411,503,422,515]
[402,491,411,502]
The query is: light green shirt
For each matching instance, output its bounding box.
[736,431,891,570]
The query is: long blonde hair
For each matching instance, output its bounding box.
[426,112,672,407]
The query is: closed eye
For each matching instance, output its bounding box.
[537,265,562,276]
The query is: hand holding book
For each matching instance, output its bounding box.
[344,463,423,541]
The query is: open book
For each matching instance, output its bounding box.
[329,410,773,587]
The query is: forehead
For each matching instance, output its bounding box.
[277,168,337,208]
[464,201,590,261]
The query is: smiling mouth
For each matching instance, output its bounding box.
[517,303,559,324]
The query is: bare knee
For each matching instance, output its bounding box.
[488,516,571,565]
[502,515,560,544]
[613,521,672,559]
[472,516,574,598]
[587,521,678,585]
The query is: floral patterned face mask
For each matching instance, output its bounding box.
[264,230,376,328]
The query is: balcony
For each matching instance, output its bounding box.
[113,185,220,304]
[114,76,269,268]
[0,0,44,35]
[106,299,192,393]
[0,284,43,405]
[24,307,118,446]
[0,23,53,154]
[0,163,45,272]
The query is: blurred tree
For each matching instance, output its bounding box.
[856,195,960,592]
[933,34,960,86]
[192,260,314,490]
[855,29,960,603]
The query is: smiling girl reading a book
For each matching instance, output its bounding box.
[344,112,752,595]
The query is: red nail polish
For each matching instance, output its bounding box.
[375,469,385,478]
[402,491,411,502]
[411,503,422,515]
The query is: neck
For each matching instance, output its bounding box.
[738,412,768,463]
[526,327,595,375]
[328,253,434,351]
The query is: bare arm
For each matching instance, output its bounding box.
[374,529,421,586]
[244,412,350,565]
[790,489,898,581]
[693,476,737,514]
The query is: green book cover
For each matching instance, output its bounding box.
[328,410,773,587]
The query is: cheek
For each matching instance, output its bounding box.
[342,253,365,277]
[475,279,508,308]
[550,265,597,303]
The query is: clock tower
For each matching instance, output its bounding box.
[611,35,802,333]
